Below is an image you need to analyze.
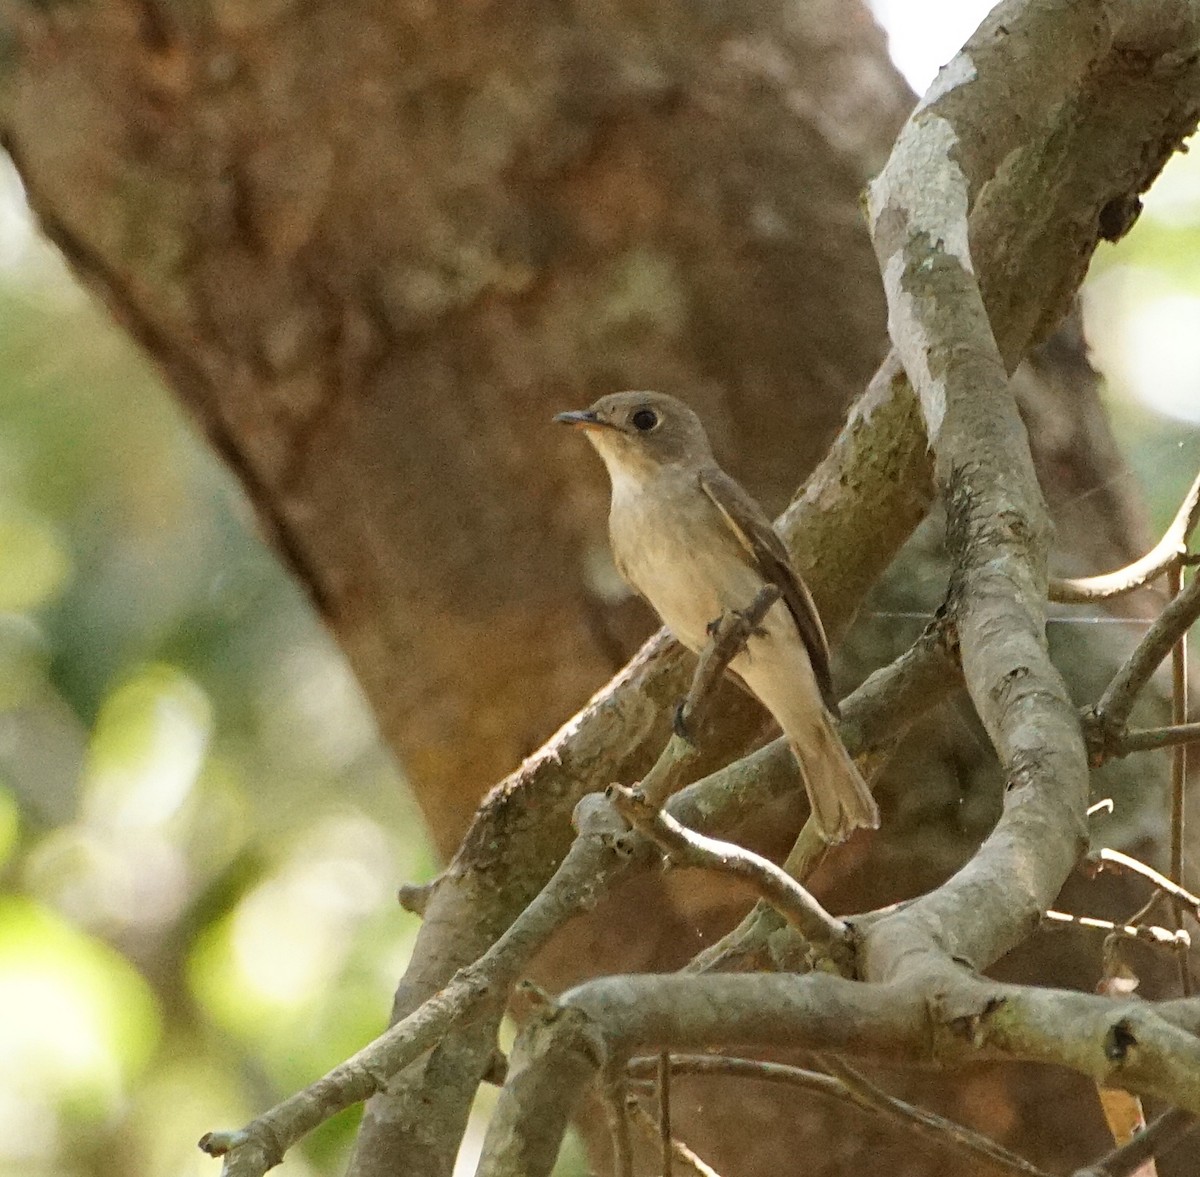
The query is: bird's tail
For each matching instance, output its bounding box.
[789,712,879,843]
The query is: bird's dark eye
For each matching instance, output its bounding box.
[631,408,659,432]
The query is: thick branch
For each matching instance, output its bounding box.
[862,0,1104,982]
[480,969,1200,1177]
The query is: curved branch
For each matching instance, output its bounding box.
[1093,571,1200,733]
[1050,470,1200,602]
[862,0,1098,979]
[607,784,852,962]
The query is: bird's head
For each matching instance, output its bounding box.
[554,391,713,477]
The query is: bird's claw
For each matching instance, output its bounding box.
[733,608,769,640]
[708,610,767,643]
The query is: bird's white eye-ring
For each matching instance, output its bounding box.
[631,408,659,432]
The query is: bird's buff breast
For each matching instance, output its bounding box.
[608,472,766,655]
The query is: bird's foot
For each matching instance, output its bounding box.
[731,607,769,640]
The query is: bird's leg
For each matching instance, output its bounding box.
[677,588,782,741]
[641,586,781,807]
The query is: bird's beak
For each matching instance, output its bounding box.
[553,409,607,430]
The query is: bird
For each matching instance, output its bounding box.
[555,390,878,843]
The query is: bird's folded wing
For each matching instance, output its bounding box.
[698,467,840,715]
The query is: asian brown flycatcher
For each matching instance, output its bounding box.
[556,390,878,842]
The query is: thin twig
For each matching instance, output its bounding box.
[1086,848,1200,921]
[1072,1108,1198,1177]
[628,1054,1051,1177]
[1093,571,1200,736]
[607,784,852,964]
[602,1068,634,1177]
[682,586,780,729]
[629,1053,843,1095]
[1107,723,1200,757]
[1167,566,1192,996]
[659,1050,673,1177]
[819,1054,1052,1177]
[1051,471,1200,603]
[1042,909,1189,949]
[625,1101,723,1177]
[639,585,780,808]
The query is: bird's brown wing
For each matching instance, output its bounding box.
[698,467,839,716]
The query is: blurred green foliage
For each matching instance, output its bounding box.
[0,164,436,1177]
